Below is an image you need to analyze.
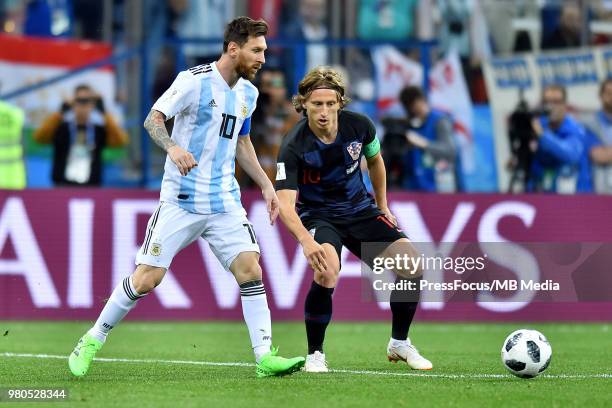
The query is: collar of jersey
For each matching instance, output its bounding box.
[307,125,339,146]
[211,61,242,91]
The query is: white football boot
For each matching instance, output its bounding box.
[303,351,329,373]
[387,338,433,370]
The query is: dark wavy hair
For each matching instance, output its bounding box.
[223,17,268,52]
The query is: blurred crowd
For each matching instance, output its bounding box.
[2,0,612,194]
[384,79,612,194]
[4,0,612,102]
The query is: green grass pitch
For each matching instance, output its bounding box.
[0,321,611,407]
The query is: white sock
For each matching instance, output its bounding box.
[390,337,411,346]
[88,276,146,343]
[239,280,272,363]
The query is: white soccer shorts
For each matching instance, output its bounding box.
[135,201,260,270]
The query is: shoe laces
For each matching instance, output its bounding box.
[405,343,427,360]
[392,340,419,353]
[312,351,327,366]
[77,339,99,359]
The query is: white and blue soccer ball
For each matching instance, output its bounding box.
[501,329,552,378]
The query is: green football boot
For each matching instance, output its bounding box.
[68,333,103,377]
[256,347,305,378]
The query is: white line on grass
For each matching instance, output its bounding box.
[0,352,251,367]
[2,352,611,380]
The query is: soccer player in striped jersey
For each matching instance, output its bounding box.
[68,17,305,378]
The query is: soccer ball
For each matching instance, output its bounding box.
[501,329,552,378]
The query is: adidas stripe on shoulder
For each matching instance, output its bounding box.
[188,63,213,76]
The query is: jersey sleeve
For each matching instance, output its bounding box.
[238,116,251,136]
[275,141,300,191]
[362,115,381,158]
[238,86,258,137]
[152,71,195,119]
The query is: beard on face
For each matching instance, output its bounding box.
[236,55,258,81]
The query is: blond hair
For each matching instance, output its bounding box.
[292,66,351,114]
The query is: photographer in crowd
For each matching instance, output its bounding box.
[34,84,129,186]
[382,85,459,192]
[580,79,612,194]
[526,84,592,193]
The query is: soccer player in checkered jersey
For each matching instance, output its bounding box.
[275,67,432,372]
[68,17,305,378]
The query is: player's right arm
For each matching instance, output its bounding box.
[145,71,198,176]
[275,139,327,274]
[277,189,327,275]
[144,110,196,176]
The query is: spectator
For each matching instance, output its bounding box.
[527,84,592,193]
[580,79,612,194]
[281,0,329,87]
[0,1,26,35]
[436,0,491,102]
[73,0,103,40]
[480,0,541,54]
[383,85,459,192]
[541,2,581,50]
[174,0,236,66]
[33,84,129,186]
[249,68,300,184]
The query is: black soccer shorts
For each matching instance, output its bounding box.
[302,208,407,267]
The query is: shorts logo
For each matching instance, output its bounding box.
[276,162,286,181]
[347,141,362,161]
[150,243,162,257]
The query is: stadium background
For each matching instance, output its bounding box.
[1,2,612,407]
[1,2,612,328]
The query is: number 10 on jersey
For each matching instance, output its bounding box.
[219,113,237,139]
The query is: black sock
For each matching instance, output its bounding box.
[304,281,334,354]
[390,277,421,341]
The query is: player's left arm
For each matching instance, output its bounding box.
[363,115,397,226]
[236,134,279,225]
[366,152,396,226]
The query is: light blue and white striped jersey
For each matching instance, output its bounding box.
[152,62,258,214]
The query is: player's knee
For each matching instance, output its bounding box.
[230,252,262,282]
[315,262,340,288]
[238,262,262,282]
[386,238,423,278]
[133,265,165,294]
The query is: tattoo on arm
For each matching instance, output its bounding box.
[144,110,176,152]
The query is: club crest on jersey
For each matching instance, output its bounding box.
[347,142,362,161]
[150,243,162,257]
[241,104,249,118]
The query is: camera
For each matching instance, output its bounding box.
[507,92,549,192]
[380,117,412,188]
